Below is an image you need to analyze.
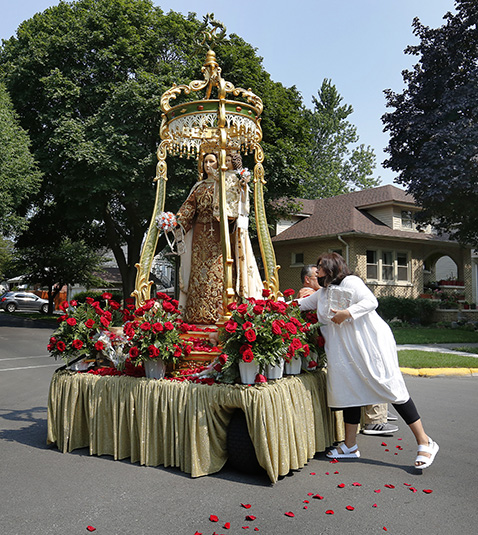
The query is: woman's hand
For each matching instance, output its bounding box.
[330,308,352,325]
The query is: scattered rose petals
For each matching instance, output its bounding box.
[396,445,403,450]
[409,487,418,493]
[210,515,219,522]
[284,512,295,518]
[325,472,330,475]
[242,527,249,530]
[404,483,412,486]
[241,504,252,509]
[303,500,309,503]
[385,449,389,452]
[338,483,345,488]
[254,529,259,532]
[307,492,314,496]
[384,484,395,489]
[310,472,316,475]
[423,489,433,494]
[394,453,398,455]
[383,527,388,531]
[313,494,324,500]
[86,528,96,533]
[303,506,308,509]
[325,510,334,515]
[245,515,256,521]
[194,532,202,535]
[381,442,387,446]
[334,471,339,474]
[372,504,377,508]
[224,522,231,529]
[346,506,355,511]
[330,459,339,464]
[374,489,381,493]
[398,438,402,440]
[352,482,362,486]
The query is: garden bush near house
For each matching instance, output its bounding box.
[377,296,439,325]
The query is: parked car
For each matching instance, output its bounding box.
[0,291,49,314]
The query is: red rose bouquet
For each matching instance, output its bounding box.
[124,293,189,366]
[218,295,312,381]
[47,293,131,366]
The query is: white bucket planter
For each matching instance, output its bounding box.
[285,357,301,375]
[144,358,166,379]
[239,360,260,384]
[302,357,317,371]
[266,360,284,380]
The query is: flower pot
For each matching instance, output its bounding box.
[285,357,301,375]
[239,360,260,384]
[303,355,317,371]
[266,360,284,380]
[144,358,166,379]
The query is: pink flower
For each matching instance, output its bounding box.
[225,320,238,333]
[262,289,271,297]
[152,322,164,333]
[129,346,139,359]
[244,329,257,342]
[102,292,113,300]
[85,319,95,329]
[237,303,249,315]
[56,341,66,352]
[140,322,152,331]
[66,317,77,326]
[164,321,174,331]
[241,348,254,363]
[94,341,105,351]
[255,374,267,383]
[72,339,83,350]
[283,289,295,297]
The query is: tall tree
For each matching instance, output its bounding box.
[301,79,379,198]
[0,0,310,297]
[14,238,107,313]
[382,0,478,245]
[0,83,42,236]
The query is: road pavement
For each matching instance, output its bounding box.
[1,313,477,534]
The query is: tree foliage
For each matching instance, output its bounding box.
[300,79,379,198]
[14,238,108,313]
[383,0,478,245]
[0,0,312,296]
[0,83,42,236]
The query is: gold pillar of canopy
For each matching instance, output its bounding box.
[133,21,280,317]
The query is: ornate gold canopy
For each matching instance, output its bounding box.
[133,15,280,313]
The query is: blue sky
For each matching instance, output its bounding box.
[2,0,456,185]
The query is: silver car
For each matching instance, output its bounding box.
[0,291,49,314]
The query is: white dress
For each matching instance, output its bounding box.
[299,275,410,408]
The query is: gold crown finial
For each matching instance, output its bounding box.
[194,13,226,53]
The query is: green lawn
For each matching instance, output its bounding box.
[398,350,478,368]
[391,326,478,344]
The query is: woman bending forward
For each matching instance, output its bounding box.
[298,252,439,469]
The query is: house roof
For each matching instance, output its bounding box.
[272,185,456,244]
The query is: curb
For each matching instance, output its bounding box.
[400,367,478,377]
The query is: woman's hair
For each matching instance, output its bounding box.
[316,252,352,287]
[202,153,217,179]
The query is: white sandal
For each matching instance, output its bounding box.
[415,439,439,469]
[326,443,361,459]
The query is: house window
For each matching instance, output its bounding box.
[382,251,394,281]
[401,211,413,229]
[366,249,410,283]
[366,250,378,280]
[291,252,304,265]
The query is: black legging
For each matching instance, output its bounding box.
[342,398,420,426]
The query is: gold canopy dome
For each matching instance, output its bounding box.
[133,16,280,315]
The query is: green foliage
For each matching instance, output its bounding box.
[300,79,379,198]
[398,350,478,369]
[14,237,108,312]
[383,0,478,245]
[377,296,439,325]
[0,83,42,236]
[0,237,14,280]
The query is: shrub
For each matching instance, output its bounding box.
[377,296,439,325]
[73,290,124,304]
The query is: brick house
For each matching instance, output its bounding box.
[272,185,474,304]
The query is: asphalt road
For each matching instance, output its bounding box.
[1,313,477,535]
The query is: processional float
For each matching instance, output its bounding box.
[133,15,280,322]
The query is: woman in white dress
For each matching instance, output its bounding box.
[298,253,439,469]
